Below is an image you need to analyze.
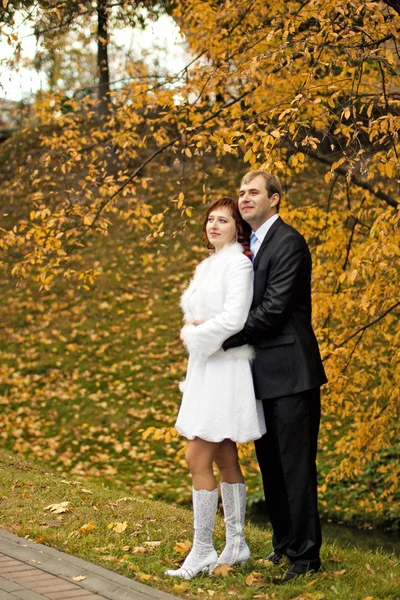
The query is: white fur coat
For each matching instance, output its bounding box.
[180,242,254,360]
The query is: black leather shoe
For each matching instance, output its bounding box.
[265,550,283,565]
[281,560,321,583]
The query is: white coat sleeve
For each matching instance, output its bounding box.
[181,254,253,359]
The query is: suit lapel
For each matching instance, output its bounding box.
[253,216,282,270]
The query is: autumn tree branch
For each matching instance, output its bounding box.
[305,149,399,209]
[66,84,258,253]
[66,47,310,253]
[382,0,400,16]
[323,301,400,362]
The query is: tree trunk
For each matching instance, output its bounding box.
[97,0,110,120]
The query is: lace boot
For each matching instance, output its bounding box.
[165,488,218,579]
[217,482,250,566]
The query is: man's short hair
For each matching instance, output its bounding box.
[241,170,282,205]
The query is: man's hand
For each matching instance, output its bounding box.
[193,320,205,326]
[223,330,247,351]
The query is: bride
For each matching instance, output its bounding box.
[165,197,266,580]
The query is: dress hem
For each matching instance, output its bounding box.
[175,425,266,444]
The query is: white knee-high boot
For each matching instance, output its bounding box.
[165,488,218,579]
[217,482,250,566]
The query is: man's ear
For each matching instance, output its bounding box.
[270,193,280,207]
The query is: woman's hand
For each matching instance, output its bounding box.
[180,321,204,342]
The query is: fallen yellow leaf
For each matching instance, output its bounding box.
[78,522,96,534]
[34,536,46,544]
[174,540,192,555]
[44,502,73,514]
[245,571,264,586]
[107,521,127,533]
[327,555,341,563]
[132,546,147,554]
[143,541,161,548]
[173,583,187,590]
[72,575,86,582]
[213,564,233,576]
[365,563,375,575]
[256,558,275,568]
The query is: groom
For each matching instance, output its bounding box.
[223,170,327,583]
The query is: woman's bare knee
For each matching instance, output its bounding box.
[185,453,209,475]
[214,440,243,482]
[185,439,216,476]
[214,440,239,470]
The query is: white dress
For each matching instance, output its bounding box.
[175,242,266,443]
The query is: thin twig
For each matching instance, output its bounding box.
[306,149,398,208]
[323,301,400,361]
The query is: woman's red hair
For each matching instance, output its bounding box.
[202,197,252,259]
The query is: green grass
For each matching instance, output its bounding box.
[1,451,399,600]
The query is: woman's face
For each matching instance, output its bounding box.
[206,207,237,251]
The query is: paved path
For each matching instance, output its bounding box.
[0,530,177,600]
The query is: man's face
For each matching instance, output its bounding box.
[238,175,279,231]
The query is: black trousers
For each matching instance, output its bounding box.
[255,388,322,564]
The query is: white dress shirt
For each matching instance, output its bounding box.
[251,214,280,258]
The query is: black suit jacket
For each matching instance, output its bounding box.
[223,217,327,399]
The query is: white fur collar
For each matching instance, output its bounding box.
[208,241,245,261]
